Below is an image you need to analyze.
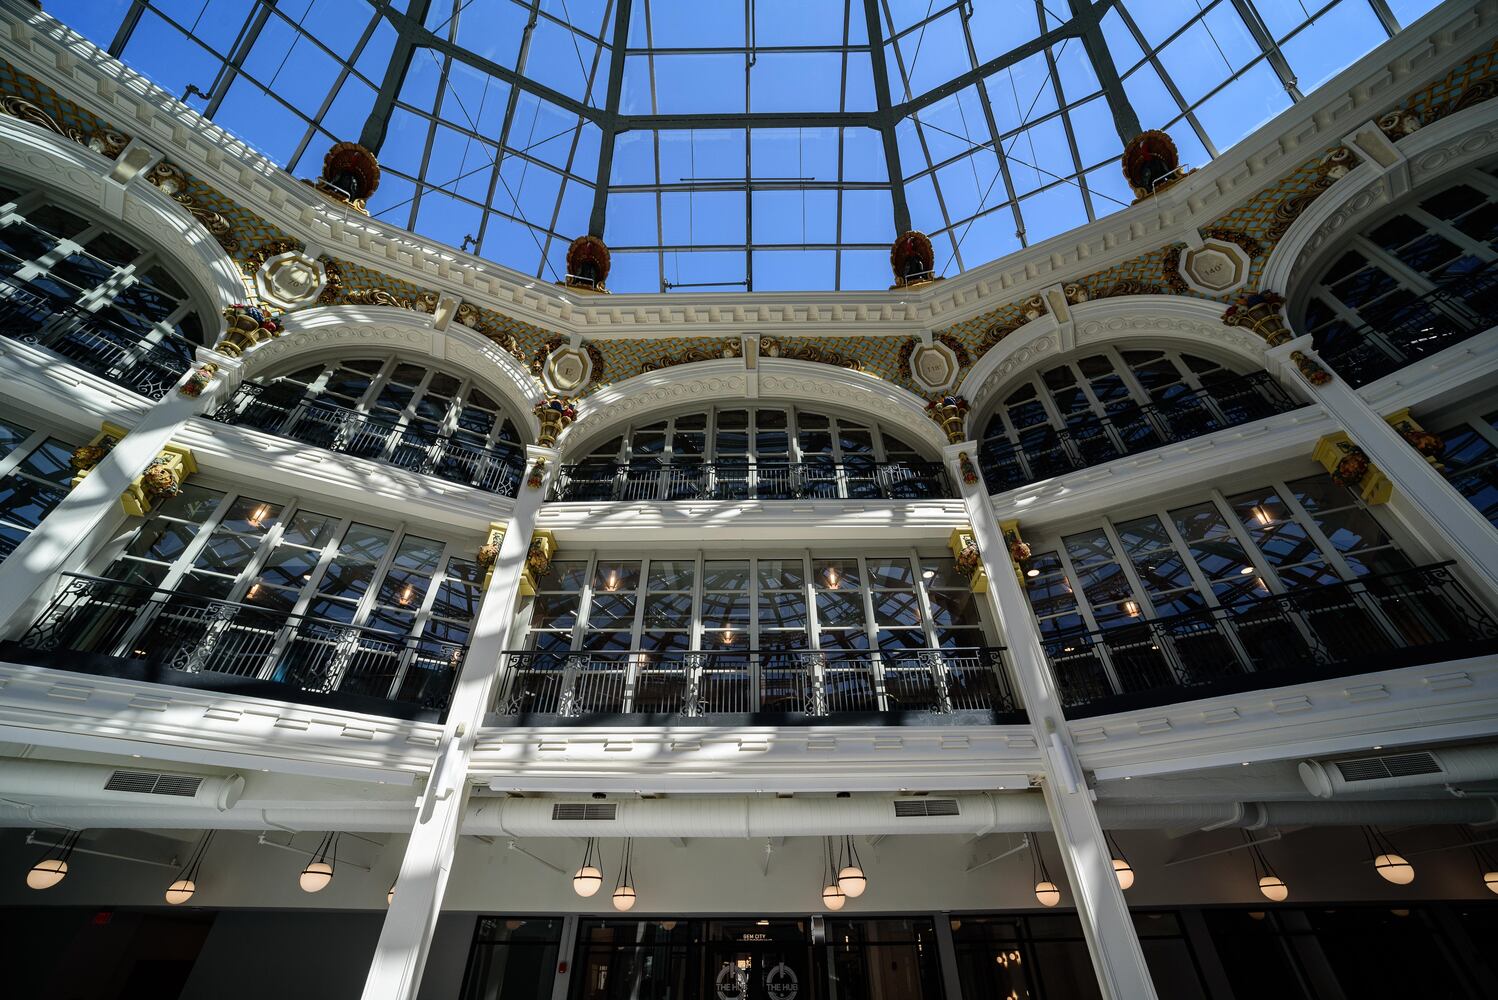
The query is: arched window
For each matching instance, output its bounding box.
[977,347,1293,492]
[557,404,946,501]
[1300,167,1498,384]
[218,355,526,495]
[0,177,205,397]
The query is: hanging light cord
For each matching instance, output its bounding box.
[1031,841,1051,885]
[175,830,215,885]
[1105,830,1129,866]
[1361,824,1400,861]
[614,838,634,891]
[43,828,83,865]
[843,834,863,873]
[310,830,340,869]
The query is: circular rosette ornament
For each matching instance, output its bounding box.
[563,235,611,292]
[890,230,935,286]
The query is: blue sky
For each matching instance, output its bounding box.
[48,0,1443,292]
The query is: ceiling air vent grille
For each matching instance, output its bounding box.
[551,803,618,821]
[104,770,204,797]
[1334,753,1442,783]
[893,799,960,818]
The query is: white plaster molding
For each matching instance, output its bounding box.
[0,662,441,784]
[1264,96,1498,312]
[4,1,1495,339]
[0,116,244,318]
[470,725,1041,793]
[535,497,971,543]
[0,337,152,433]
[961,295,1269,419]
[561,358,948,458]
[1075,655,1498,782]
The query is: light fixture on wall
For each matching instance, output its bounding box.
[572,838,603,898]
[26,829,82,890]
[820,838,846,911]
[1363,826,1415,885]
[299,831,340,893]
[247,504,271,527]
[837,835,867,898]
[822,565,841,590]
[603,569,620,592]
[1026,567,1040,578]
[1246,832,1288,902]
[1105,831,1134,891]
[387,882,395,905]
[165,831,214,905]
[612,838,637,911]
[1031,844,1060,907]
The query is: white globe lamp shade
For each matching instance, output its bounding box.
[837,865,867,898]
[386,884,395,905]
[1258,875,1289,902]
[1112,858,1135,891]
[164,878,196,905]
[612,885,637,911]
[573,865,603,898]
[26,858,68,890]
[821,883,846,910]
[1484,871,1498,895]
[1034,881,1061,907]
[1374,853,1414,885]
[299,861,334,893]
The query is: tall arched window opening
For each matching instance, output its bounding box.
[0,178,206,397]
[214,355,527,496]
[1299,166,1498,385]
[556,404,948,501]
[976,347,1298,493]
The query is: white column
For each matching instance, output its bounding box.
[0,348,238,632]
[944,441,1158,1000]
[361,445,557,1000]
[1270,335,1498,601]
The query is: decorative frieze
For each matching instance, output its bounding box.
[1290,350,1333,385]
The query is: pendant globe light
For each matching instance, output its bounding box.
[165,831,214,905]
[1105,831,1134,891]
[299,831,339,893]
[1362,826,1414,885]
[1031,844,1061,907]
[837,835,867,898]
[386,882,395,905]
[1464,828,1498,895]
[1245,832,1288,902]
[26,829,81,890]
[573,838,603,898]
[611,838,638,912]
[820,838,846,911]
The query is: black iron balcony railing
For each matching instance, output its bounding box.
[2,573,464,720]
[979,371,1303,494]
[550,459,952,502]
[211,381,525,498]
[0,286,194,400]
[1317,260,1498,388]
[492,646,1021,723]
[1044,562,1498,718]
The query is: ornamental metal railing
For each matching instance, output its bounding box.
[492,646,1018,719]
[979,371,1303,494]
[1316,260,1498,388]
[1042,562,1498,716]
[550,460,953,502]
[11,573,464,716]
[0,283,194,400]
[211,381,525,498]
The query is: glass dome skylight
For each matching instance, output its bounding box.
[54,0,1442,292]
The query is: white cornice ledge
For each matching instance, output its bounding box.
[2,0,1494,338]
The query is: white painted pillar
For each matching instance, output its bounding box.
[360,445,557,1000]
[944,440,1158,1000]
[0,348,239,632]
[1270,335,1498,601]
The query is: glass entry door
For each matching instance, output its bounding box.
[704,941,820,1000]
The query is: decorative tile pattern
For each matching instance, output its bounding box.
[1405,39,1498,121]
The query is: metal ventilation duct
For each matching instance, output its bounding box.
[1299,746,1498,798]
[0,759,244,810]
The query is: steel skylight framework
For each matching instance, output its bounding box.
[58,0,1433,292]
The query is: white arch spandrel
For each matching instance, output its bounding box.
[959,294,1272,423]
[234,304,544,440]
[0,116,245,324]
[559,357,950,459]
